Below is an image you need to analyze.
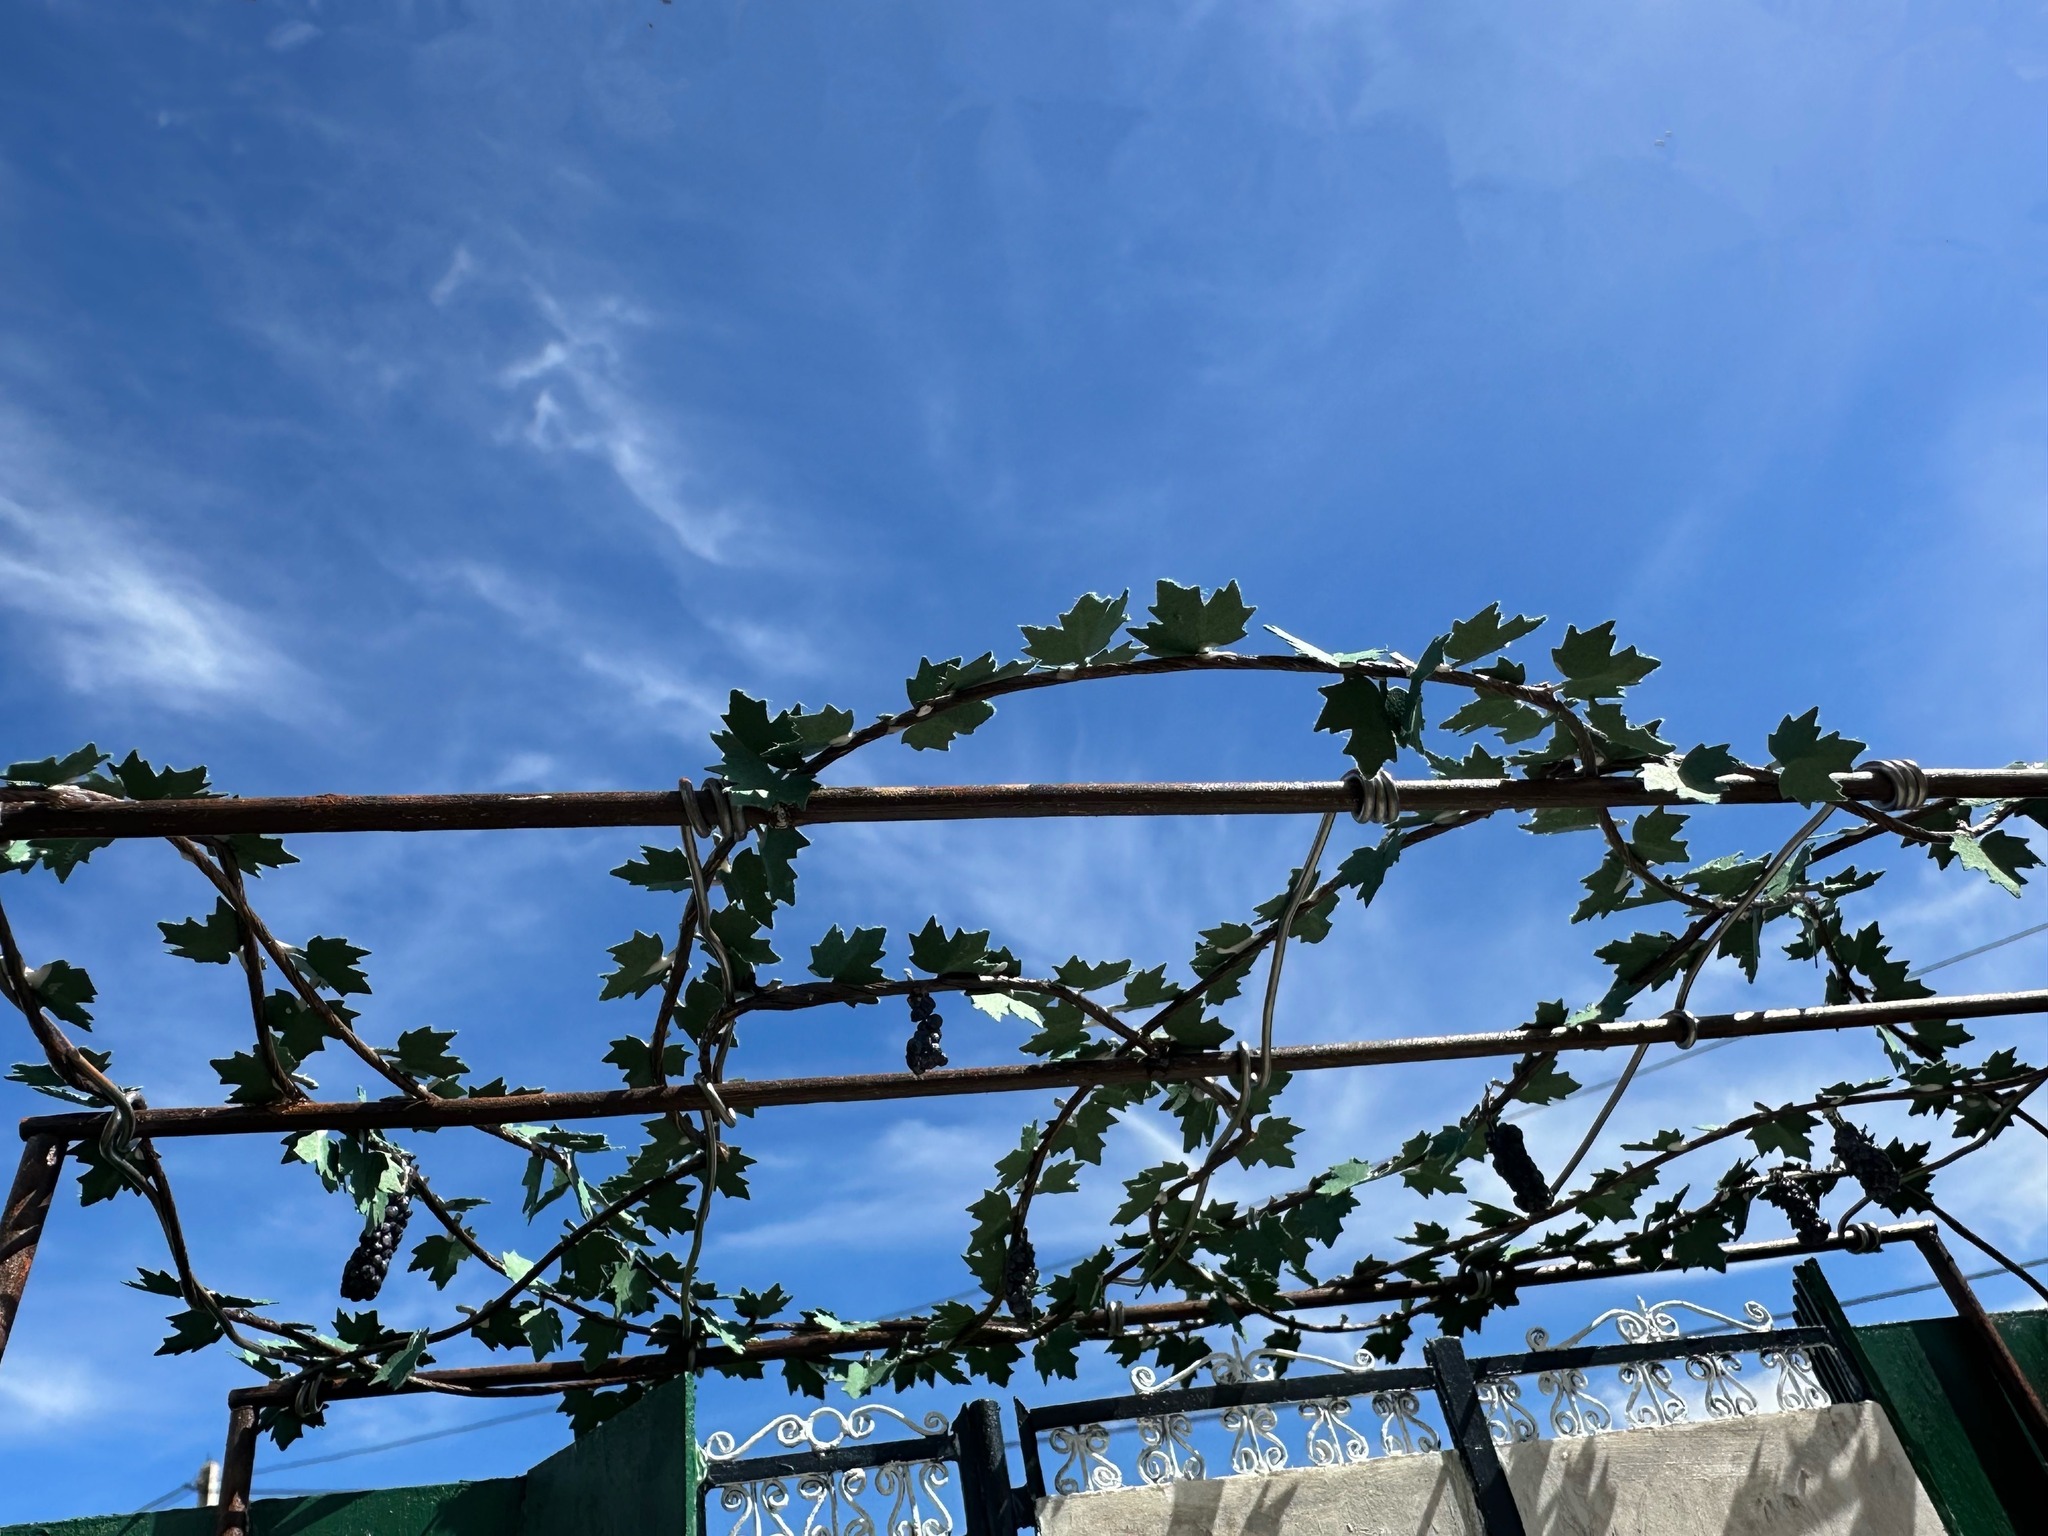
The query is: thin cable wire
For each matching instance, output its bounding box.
[888,917,2048,1319]
[1913,919,2048,977]
[131,1480,197,1514]
[253,1406,556,1476]
[1508,913,2046,1124]
[1543,804,1838,1200]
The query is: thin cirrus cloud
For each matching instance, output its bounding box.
[496,291,746,565]
[435,559,725,730]
[0,487,306,719]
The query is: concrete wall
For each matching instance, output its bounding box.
[1035,1402,1944,1536]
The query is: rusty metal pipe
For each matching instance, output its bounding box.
[23,989,2044,1143]
[4,769,2045,840]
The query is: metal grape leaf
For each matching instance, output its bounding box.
[1444,604,1545,666]
[1441,692,1547,743]
[1053,956,1130,990]
[1642,742,1742,802]
[1629,808,1690,865]
[1127,579,1254,657]
[1585,703,1673,762]
[610,846,694,892]
[210,1050,286,1106]
[1577,1166,1658,1223]
[373,1329,432,1386]
[391,1027,467,1085]
[902,654,1026,749]
[808,925,888,985]
[108,752,213,801]
[408,1234,469,1288]
[1514,1057,1581,1105]
[599,932,671,1001]
[25,959,95,1027]
[1313,673,1399,775]
[1522,808,1600,835]
[3,744,106,785]
[1767,709,1866,804]
[1119,965,1180,1010]
[160,899,241,964]
[1552,622,1658,700]
[1748,1107,1818,1160]
[157,1308,226,1356]
[1392,635,1450,747]
[221,832,298,875]
[1020,590,1133,665]
[908,918,1015,976]
[786,703,855,748]
[1334,831,1402,906]
[1952,830,2039,896]
[301,936,372,996]
[1426,744,1509,780]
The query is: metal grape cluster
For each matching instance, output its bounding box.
[2,582,2043,1452]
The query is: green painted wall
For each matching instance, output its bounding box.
[0,1480,526,1536]
[1853,1311,2048,1536]
[520,1376,695,1536]
[1,1379,693,1536]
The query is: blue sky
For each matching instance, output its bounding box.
[1,0,2044,1520]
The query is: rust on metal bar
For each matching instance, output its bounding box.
[0,1134,65,1367]
[1912,1229,2048,1450]
[22,989,2045,1143]
[3,768,2045,841]
[224,1222,1935,1405]
[213,1400,259,1536]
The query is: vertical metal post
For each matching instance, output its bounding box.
[955,1398,1018,1535]
[1425,1337,1527,1536]
[682,1372,701,1536]
[1012,1397,1047,1509]
[1915,1229,2048,1452]
[215,1399,260,1536]
[0,1134,65,1368]
[1791,1258,1873,1404]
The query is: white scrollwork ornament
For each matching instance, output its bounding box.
[1618,1358,1687,1427]
[1371,1388,1442,1457]
[702,1405,952,1465]
[1533,1360,1615,1438]
[1048,1423,1123,1494]
[718,1478,795,1536]
[1222,1401,1288,1475]
[1762,1344,1832,1412]
[1136,1413,1204,1485]
[1477,1378,1539,1446]
[1299,1396,1373,1466]
[1686,1350,1759,1419]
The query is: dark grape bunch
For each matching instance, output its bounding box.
[1486,1120,1550,1214]
[1760,1163,1830,1245]
[339,1161,416,1302]
[905,991,947,1076]
[1004,1231,1039,1323]
[1831,1118,1900,1207]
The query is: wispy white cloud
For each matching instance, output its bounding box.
[439,559,724,728]
[499,293,748,564]
[0,1351,108,1434]
[430,244,476,306]
[0,455,307,716]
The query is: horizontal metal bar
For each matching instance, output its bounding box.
[701,1433,960,1487]
[1468,1325,1835,1381]
[3,768,2043,840]
[1021,1365,1435,1433]
[23,989,2043,1142]
[221,1223,1937,1405]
